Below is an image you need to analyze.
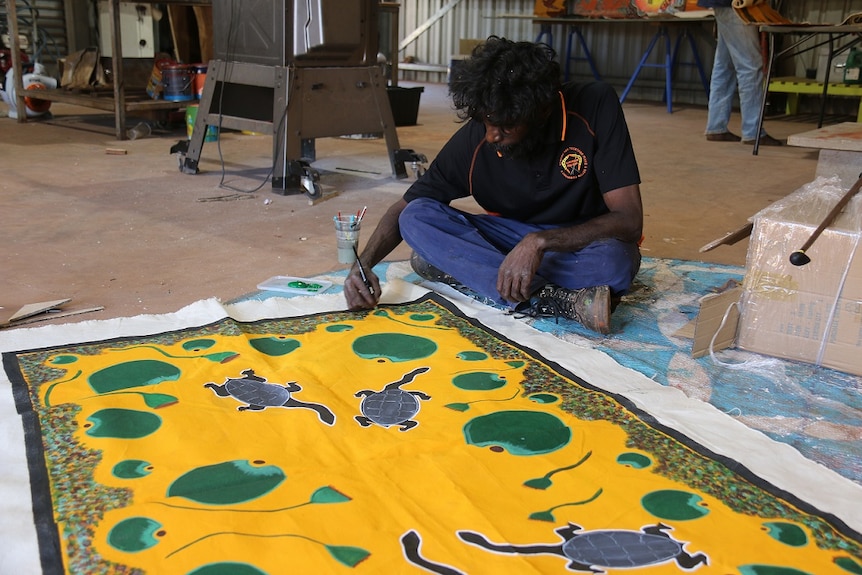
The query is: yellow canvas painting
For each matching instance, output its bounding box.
[6,294,861,574]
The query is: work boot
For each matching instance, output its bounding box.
[743,134,783,146]
[528,284,611,334]
[410,251,460,286]
[705,131,741,142]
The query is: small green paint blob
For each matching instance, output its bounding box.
[352,333,437,362]
[763,522,808,547]
[616,452,652,469]
[409,313,436,322]
[187,563,269,575]
[456,351,488,361]
[288,280,323,291]
[89,360,181,394]
[167,460,286,505]
[107,516,163,552]
[50,354,78,365]
[445,403,471,412]
[527,393,558,404]
[326,545,370,567]
[529,510,557,522]
[452,372,506,391]
[182,339,216,351]
[739,565,813,575]
[86,408,162,439]
[463,411,571,455]
[136,392,179,409]
[505,360,525,368]
[309,485,352,504]
[113,460,153,479]
[325,324,354,332]
[248,337,301,356]
[641,490,709,520]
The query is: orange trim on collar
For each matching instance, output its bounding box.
[558,90,566,141]
[468,140,483,196]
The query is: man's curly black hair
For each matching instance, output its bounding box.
[449,36,561,127]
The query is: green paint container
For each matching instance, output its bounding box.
[186,103,219,142]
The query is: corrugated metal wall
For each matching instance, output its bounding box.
[5,0,859,107]
[1,0,68,74]
[394,0,862,107]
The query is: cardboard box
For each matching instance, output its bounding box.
[735,177,862,376]
[458,39,484,55]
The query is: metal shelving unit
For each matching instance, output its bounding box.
[4,0,210,140]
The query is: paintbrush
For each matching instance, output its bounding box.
[352,245,375,295]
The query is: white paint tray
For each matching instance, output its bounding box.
[256,276,333,295]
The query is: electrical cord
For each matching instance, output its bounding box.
[208,0,292,194]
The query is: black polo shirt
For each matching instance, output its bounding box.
[403,81,640,225]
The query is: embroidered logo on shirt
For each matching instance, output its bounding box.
[559,147,588,180]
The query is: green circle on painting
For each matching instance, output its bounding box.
[182,338,216,351]
[50,354,78,365]
[352,333,437,362]
[113,459,153,479]
[452,372,506,391]
[108,516,162,552]
[89,360,181,394]
[249,337,301,356]
[616,452,652,469]
[463,410,571,455]
[456,351,488,361]
[187,563,269,575]
[167,460,286,504]
[641,489,709,520]
[86,408,162,438]
[527,393,558,404]
[762,522,808,547]
[326,324,353,332]
[409,313,436,322]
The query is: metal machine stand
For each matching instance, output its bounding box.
[180,59,410,195]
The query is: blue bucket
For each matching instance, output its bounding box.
[162,64,194,102]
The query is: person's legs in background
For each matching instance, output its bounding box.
[705,7,740,141]
[711,7,782,145]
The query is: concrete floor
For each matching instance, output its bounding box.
[0,82,827,326]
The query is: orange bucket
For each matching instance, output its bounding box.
[192,64,207,99]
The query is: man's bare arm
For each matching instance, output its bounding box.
[497,185,643,302]
[344,198,409,310]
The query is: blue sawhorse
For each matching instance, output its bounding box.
[536,23,602,81]
[619,23,710,112]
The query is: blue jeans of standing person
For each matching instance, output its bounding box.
[399,198,641,307]
[705,6,766,141]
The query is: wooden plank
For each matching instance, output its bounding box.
[14,88,192,112]
[699,222,753,253]
[2,306,104,327]
[168,5,193,63]
[787,121,862,152]
[0,299,71,326]
[193,5,214,63]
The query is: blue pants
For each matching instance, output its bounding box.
[705,7,767,141]
[399,198,641,306]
